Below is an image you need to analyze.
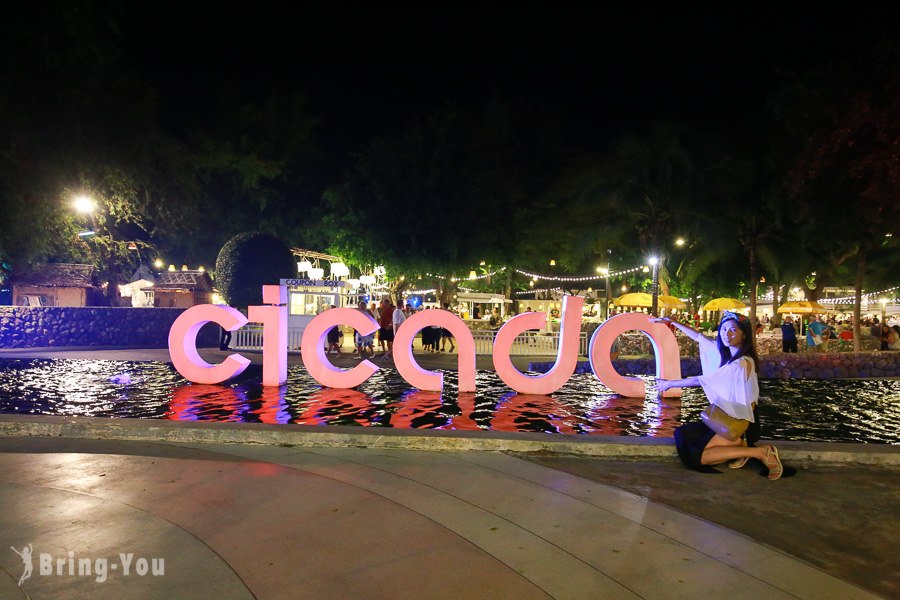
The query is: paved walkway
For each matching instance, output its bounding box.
[0,436,886,600]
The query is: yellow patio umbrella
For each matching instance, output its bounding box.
[658,295,687,309]
[614,292,653,307]
[702,297,746,311]
[614,293,685,309]
[777,300,828,314]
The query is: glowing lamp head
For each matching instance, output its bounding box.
[73,196,94,213]
[649,257,659,266]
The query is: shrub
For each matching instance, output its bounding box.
[215,232,295,309]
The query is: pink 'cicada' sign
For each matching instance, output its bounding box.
[168,286,682,397]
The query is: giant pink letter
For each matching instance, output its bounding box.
[393,310,477,392]
[300,308,380,388]
[492,295,584,395]
[248,285,288,386]
[169,304,251,384]
[589,312,682,397]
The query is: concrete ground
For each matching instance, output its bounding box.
[0,346,897,599]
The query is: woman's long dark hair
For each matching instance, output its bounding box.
[717,316,760,372]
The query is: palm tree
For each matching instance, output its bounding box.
[572,123,708,298]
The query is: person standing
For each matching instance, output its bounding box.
[383,299,407,361]
[354,300,376,359]
[378,299,395,358]
[806,315,827,352]
[780,316,798,353]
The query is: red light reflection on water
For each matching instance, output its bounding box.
[163,381,683,436]
[293,388,373,426]
[166,385,249,421]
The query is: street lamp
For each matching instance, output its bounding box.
[73,196,94,213]
[649,256,659,317]
[598,266,610,320]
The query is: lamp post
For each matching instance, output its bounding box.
[649,256,659,317]
[597,266,610,320]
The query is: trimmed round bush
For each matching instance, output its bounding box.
[215,232,295,309]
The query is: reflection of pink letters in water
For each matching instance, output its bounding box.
[255,386,291,424]
[589,313,683,398]
[169,305,251,384]
[393,310,477,392]
[166,384,247,421]
[389,390,447,429]
[294,388,373,426]
[447,392,481,430]
[493,295,584,395]
[489,394,577,434]
[300,307,379,388]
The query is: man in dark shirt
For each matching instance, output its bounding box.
[780,316,798,353]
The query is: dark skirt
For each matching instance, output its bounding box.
[674,406,761,473]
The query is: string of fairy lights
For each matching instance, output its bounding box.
[406,263,649,294]
[760,285,899,305]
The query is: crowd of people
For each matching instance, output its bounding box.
[322,298,458,361]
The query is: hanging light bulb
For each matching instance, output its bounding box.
[480,260,486,266]
[550,259,556,266]
[469,271,477,279]
[330,262,350,277]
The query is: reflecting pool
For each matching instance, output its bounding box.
[0,358,897,444]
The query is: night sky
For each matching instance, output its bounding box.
[120,4,900,157]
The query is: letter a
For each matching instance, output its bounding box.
[492,296,583,395]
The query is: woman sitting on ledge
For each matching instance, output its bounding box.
[651,312,786,480]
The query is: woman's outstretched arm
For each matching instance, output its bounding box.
[649,316,704,343]
[657,376,700,393]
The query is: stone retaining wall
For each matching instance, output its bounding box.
[0,306,219,349]
[550,351,900,379]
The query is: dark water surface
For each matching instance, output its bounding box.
[0,358,897,444]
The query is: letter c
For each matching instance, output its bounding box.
[169,305,251,384]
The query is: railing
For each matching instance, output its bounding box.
[470,331,589,356]
[232,326,588,356]
[234,326,304,351]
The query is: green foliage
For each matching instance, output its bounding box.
[318,97,563,277]
[215,232,295,309]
